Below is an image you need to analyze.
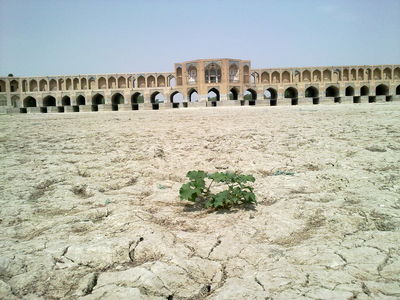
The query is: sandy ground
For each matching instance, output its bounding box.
[0,103,399,299]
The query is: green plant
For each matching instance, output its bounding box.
[179,170,256,209]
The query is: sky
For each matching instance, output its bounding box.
[0,0,399,76]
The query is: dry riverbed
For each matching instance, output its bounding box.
[0,103,399,299]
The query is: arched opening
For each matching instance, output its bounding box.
[43,96,56,108]
[284,87,298,105]
[373,68,382,80]
[88,78,95,89]
[10,80,19,92]
[29,80,38,92]
[243,65,250,84]
[188,89,199,102]
[92,94,105,105]
[360,86,369,96]
[282,71,290,83]
[23,96,37,107]
[207,88,220,101]
[305,86,319,98]
[62,96,71,106]
[312,70,321,82]
[118,76,126,88]
[39,79,47,91]
[376,84,388,96]
[73,78,79,90]
[66,78,72,90]
[345,86,354,96]
[205,64,221,83]
[343,69,349,81]
[396,85,400,95]
[98,77,106,89]
[264,88,277,106]
[394,68,400,80]
[151,92,165,103]
[137,76,145,88]
[326,86,339,97]
[229,88,238,100]
[170,91,184,104]
[11,95,20,108]
[244,89,257,100]
[302,70,311,82]
[147,75,155,88]
[0,80,5,92]
[323,70,332,81]
[176,67,183,85]
[111,93,124,110]
[22,80,27,92]
[168,76,176,88]
[49,79,57,91]
[271,71,280,83]
[81,78,87,90]
[229,64,239,82]
[358,69,364,81]
[261,72,269,83]
[187,66,197,84]
[131,93,144,111]
[108,77,116,89]
[76,95,86,105]
[351,69,357,81]
[157,75,166,87]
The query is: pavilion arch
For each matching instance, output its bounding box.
[187,65,198,83]
[0,80,5,92]
[366,68,372,80]
[66,78,72,90]
[92,93,105,105]
[271,71,280,83]
[62,96,71,106]
[326,86,339,97]
[205,63,221,84]
[147,75,155,88]
[81,78,87,90]
[345,86,355,96]
[302,70,311,82]
[323,70,332,81]
[264,88,277,99]
[98,77,106,89]
[23,96,37,107]
[394,68,400,80]
[229,64,239,82]
[207,88,220,101]
[360,86,369,96]
[333,70,341,81]
[284,87,298,99]
[76,95,86,105]
[343,69,349,81]
[117,76,126,88]
[73,78,79,90]
[383,68,392,80]
[396,85,400,95]
[261,72,270,83]
[312,70,321,82]
[229,87,239,100]
[39,79,47,91]
[176,67,183,85]
[243,65,250,84]
[373,68,382,80]
[351,69,357,81]
[131,92,144,103]
[250,73,256,84]
[305,86,319,98]
[29,80,38,92]
[150,91,165,103]
[188,88,199,102]
[108,77,116,89]
[157,75,165,87]
[244,89,257,100]
[137,76,146,88]
[49,79,57,91]
[127,76,133,88]
[43,95,56,106]
[375,84,389,96]
[170,91,184,103]
[10,80,19,92]
[282,71,290,83]
[358,69,364,81]
[88,77,95,89]
[111,93,124,110]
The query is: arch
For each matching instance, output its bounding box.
[150,91,165,103]
[131,92,144,103]
[39,79,47,91]
[73,78,79,90]
[22,80,27,92]
[117,76,126,88]
[284,87,298,99]
[168,76,176,88]
[323,70,332,81]
[250,73,256,84]
[345,86,354,96]
[244,89,257,100]
[10,80,19,92]
[351,69,357,81]
[205,63,221,83]
[187,66,198,83]
[396,85,400,95]
[243,65,250,84]
[207,88,220,101]
[302,70,311,82]
[261,72,269,83]
[282,71,290,83]
[111,93,124,110]
[366,68,372,80]
[62,96,71,106]
[29,80,38,92]
[333,70,341,81]
[43,95,56,106]
[58,79,64,90]
[108,77,116,89]
[66,78,72,90]
[49,79,57,91]
[375,84,388,96]
[81,78,87,90]
[170,91,184,103]
[312,70,321,82]
[88,77,95,89]
[98,77,106,89]
[373,68,382,80]
[271,71,280,83]
[127,76,133,88]
[137,76,145,88]
[176,67,183,85]
[358,69,364,81]
[394,68,400,80]
[360,86,369,96]
[188,89,199,102]
[326,86,339,97]
[305,86,319,98]
[11,95,20,107]
[92,93,105,105]
[157,75,165,87]
[147,75,155,87]
[0,80,5,92]
[229,64,239,82]
[264,88,277,99]
[383,68,392,80]
[76,95,86,105]
[229,88,238,100]
[23,96,37,107]
[343,69,349,81]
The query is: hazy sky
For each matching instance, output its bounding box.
[1,0,399,76]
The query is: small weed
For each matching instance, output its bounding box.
[272,170,295,176]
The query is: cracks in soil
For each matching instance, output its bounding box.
[207,239,221,258]
[128,237,144,264]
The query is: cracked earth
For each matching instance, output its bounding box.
[0,103,399,299]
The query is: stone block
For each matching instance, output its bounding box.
[79,105,93,112]
[118,104,133,111]
[64,106,75,112]
[27,107,41,113]
[98,104,112,111]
